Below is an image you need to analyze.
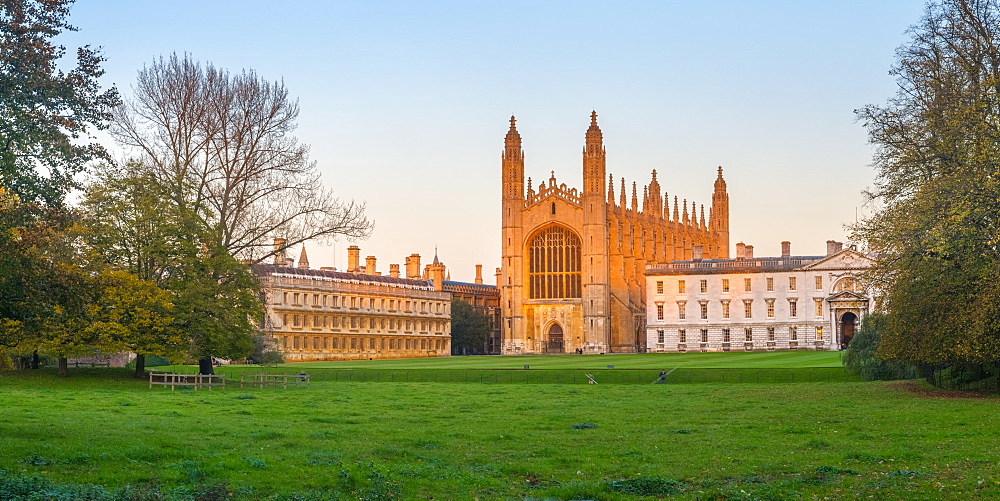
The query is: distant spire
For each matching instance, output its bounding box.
[631,182,638,212]
[607,174,615,205]
[682,199,689,224]
[505,115,520,145]
[433,245,440,265]
[714,165,727,191]
[297,246,310,269]
[663,192,670,221]
[673,196,680,221]
[642,185,649,213]
[620,178,627,208]
[700,204,707,230]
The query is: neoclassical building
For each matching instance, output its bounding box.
[644,240,874,352]
[500,112,730,354]
[255,241,452,361]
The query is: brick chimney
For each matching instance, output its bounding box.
[745,245,754,259]
[273,237,287,265]
[826,240,843,256]
[781,241,791,258]
[735,242,746,260]
[405,254,421,279]
[366,256,377,275]
[347,245,361,273]
[475,264,483,284]
[389,264,400,278]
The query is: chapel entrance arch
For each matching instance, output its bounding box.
[840,312,858,349]
[544,323,565,353]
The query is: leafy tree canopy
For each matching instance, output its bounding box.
[854,0,1000,367]
[450,299,490,355]
[0,0,119,207]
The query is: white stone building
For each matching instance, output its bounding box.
[644,241,874,352]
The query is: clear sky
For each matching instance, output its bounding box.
[61,0,927,283]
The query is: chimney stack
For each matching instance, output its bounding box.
[347,245,361,273]
[495,267,502,287]
[781,241,791,258]
[826,240,843,256]
[475,264,483,284]
[285,257,294,267]
[273,237,287,265]
[693,245,703,261]
[429,262,446,292]
[389,264,400,278]
[406,254,421,279]
[745,245,754,259]
[735,242,746,260]
[366,256,377,275]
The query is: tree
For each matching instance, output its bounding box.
[87,269,183,378]
[854,0,1000,372]
[450,299,490,355]
[168,247,262,375]
[843,313,917,381]
[110,53,371,263]
[0,0,119,207]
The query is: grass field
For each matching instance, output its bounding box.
[1,353,998,500]
[281,350,846,369]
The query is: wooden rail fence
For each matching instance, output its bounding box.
[149,373,226,390]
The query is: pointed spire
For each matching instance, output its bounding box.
[642,185,649,213]
[691,202,698,227]
[505,115,520,145]
[663,192,670,221]
[700,204,707,230]
[549,170,557,186]
[585,110,603,149]
[607,174,615,205]
[631,182,638,211]
[297,245,310,269]
[620,178,627,208]
[673,196,680,221]
[682,199,689,224]
[714,165,727,191]
[433,245,440,265]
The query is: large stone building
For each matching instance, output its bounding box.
[644,240,874,352]
[255,241,452,361]
[500,112,731,354]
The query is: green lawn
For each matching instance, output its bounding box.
[267,350,845,369]
[1,359,998,499]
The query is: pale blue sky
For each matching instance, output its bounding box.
[62,1,926,282]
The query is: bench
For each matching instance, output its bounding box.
[239,373,310,389]
[149,373,226,390]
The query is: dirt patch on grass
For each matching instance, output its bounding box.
[891,380,994,399]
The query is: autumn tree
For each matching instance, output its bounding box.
[87,270,182,378]
[110,53,371,263]
[0,0,118,207]
[854,0,1000,378]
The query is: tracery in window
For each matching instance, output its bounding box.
[528,225,582,299]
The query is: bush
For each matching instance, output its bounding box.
[843,313,917,381]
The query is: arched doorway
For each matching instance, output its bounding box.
[545,323,564,353]
[840,312,858,349]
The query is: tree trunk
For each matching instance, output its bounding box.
[198,356,215,375]
[57,357,68,377]
[133,354,146,378]
[31,350,39,369]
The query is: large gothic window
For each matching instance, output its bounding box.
[528,225,582,299]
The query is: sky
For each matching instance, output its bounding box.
[60,0,928,283]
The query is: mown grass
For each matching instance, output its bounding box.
[276,350,846,369]
[2,364,999,499]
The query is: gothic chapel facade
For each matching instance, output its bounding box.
[500,112,730,354]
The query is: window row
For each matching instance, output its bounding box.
[657,275,825,295]
[279,292,446,314]
[655,298,824,320]
[283,335,447,352]
[654,325,824,344]
[281,314,448,334]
